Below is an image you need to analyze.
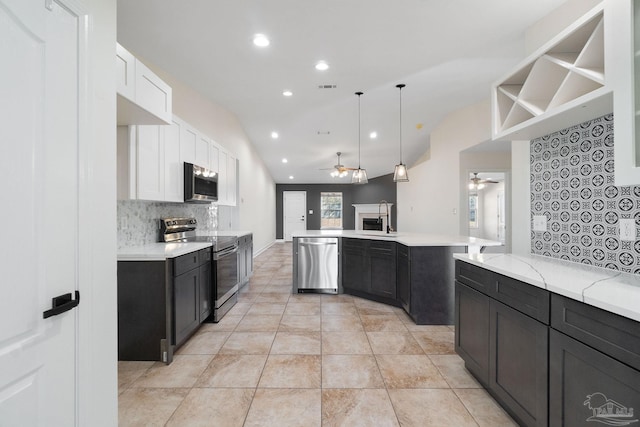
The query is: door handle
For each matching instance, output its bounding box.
[43,291,80,319]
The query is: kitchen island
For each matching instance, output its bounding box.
[292,230,502,324]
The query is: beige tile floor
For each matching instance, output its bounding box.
[118,242,517,427]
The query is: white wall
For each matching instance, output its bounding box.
[82,0,117,425]
[397,100,492,235]
[134,61,277,253]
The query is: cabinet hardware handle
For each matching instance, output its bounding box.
[43,291,80,319]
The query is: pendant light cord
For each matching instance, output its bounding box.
[397,84,405,164]
[356,91,363,168]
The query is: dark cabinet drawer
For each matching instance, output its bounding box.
[342,237,366,250]
[551,294,640,371]
[455,260,494,295]
[494,273,550,324]
[173,251,200,276]
[549,329,640,427]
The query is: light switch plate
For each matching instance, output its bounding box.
[620,218,636,241]
[309,209,313,215]
[532,215,547,232]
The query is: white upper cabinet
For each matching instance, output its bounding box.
[611,0,640,185]
[163,118,184,202]
[227,155,237,207]
[209,142,220,174]
[196,134,210,170]
[180,120,198,165]
[218,150,228,205]
[492,4,610,141]
[116,43,172,125]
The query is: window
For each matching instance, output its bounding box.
[320,192,343,229]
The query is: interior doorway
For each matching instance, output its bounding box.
[283,191,307,241]
[467,171,507,253]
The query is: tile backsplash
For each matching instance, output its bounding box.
[530,113,640,274]
[117,200,218,248]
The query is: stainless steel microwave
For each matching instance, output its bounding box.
[184,162,217,203]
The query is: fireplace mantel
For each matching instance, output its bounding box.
[352,203,393,231]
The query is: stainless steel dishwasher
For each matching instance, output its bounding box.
[296,237,338,294]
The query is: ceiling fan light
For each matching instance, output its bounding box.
[352,168,368,184]
[393,163,409,182]
[468,182,475,190]
[330,170,338,178]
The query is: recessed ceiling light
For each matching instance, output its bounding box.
[369,131,377,139]
[282,158,288,163]
[315,61,329,71]
[289,175,294,180]
[282,90,293,97]
[253,34,270,47]
[271,131,279,139]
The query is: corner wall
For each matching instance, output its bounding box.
[397,100,493,235]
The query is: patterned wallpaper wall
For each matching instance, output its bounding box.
[530,114,640,273]
[117,200,217,248]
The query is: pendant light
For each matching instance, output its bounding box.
[352,91,368,184]
[393,83,409,182]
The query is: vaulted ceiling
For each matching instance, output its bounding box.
[117,0,567,183]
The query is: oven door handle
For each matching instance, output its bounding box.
[213,244,239,260]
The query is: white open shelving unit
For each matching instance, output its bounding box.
[492,4,612,141]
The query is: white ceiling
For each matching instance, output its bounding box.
[117,0,567,184]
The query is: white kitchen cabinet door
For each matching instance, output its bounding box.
[116,43,135,101]
[196,134,210,169]
[180,121,197,165]
[136,125,165,201]
[209,142,220,174]
[164,119,183,202]
[116,43,172,125]
[227,155,237,206]
[218,150,228,205]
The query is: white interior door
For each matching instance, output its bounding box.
[283,191,307,241]
[0,0,85,424]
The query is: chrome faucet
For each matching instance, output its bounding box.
[378,200,392,233]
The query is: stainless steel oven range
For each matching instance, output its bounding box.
[159,217,239,322]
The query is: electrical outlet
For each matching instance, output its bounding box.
[532,215,547,231]
[620,218,636,241]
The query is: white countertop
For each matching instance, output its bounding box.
[454,253,640,323]
[117,242,212,261]
[292,230,502,248]
[118,230,252,261]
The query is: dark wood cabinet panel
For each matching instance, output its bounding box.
[174,268,200,347]
[199,261,211,321]
[489,299,548,427]
[369,241,396,299]
[342,238,368,293]
[455,260,494,295]
[396,244,410,311]
[117,261,168,361]
[455,282,490,386]
[549,329,640,427]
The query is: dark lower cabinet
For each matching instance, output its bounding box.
[369,241,396,299]
[489,299,548,427]
[455,259,640,427]
[118,247,211,363]
[174,268,199,346]
[455,282,490,386]
[549,329,640,427]
[342,238,368,293]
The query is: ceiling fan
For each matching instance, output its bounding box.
[469,172,499,190]
[320,152,357,178]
